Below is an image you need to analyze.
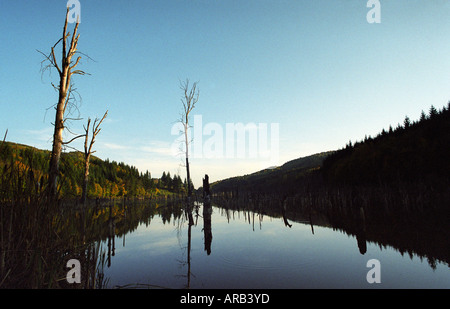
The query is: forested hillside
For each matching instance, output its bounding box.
[322,102,450,187]
[0,142,187,200]
[210,102,450,200]
[210,151,331,196]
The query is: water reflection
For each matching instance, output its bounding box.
[107,203,115,267]
[181,197,212,287]
[203,199,213,255]
[185,203,193,288]
[210,194,450,269]
[60,193,449,288]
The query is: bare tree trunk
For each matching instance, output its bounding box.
[81,152,91,204]
[42,8,85,199]
[184,124,192,198]
[48,92,66,197]
[81,111,108,204]
[179,79,199,199]
[202,174,210,200]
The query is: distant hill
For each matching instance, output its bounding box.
[210,151,332,196]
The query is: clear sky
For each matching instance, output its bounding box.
[1,0,450,187]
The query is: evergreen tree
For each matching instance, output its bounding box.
[161,171,167,188]
[429,105,438,118]
[404,115,411,128]
[420,110,427,122]
[166,172,172,190]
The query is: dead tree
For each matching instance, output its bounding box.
[0,129,7,151]
[80,111,108,204]
[179,79,199,199]
[39,7,87,199]
[203,174,211,201]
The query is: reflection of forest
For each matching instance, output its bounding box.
[85,198,185,244]
[211,192,450,270]
[3,192,445,288]
[0,196,187,288]
[83,193,449,284]
[205,104,450,271]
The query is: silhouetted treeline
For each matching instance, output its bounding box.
[322,102,450,187]
[210,151,331,197]
[212,102,450,196]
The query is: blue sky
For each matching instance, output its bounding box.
[1,0,450,186]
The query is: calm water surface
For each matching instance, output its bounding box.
[99,202,449,289]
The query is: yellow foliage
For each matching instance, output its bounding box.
[111,184,119,197]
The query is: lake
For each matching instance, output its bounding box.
[96,199,449,289]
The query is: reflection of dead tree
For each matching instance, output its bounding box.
[107,203,116,268]
[38,7,88,199]
[281,196,292,228]
[203,202,213,255]
[309,212,314,235]
[80,111,108,204]
[175,205,195,288]
[186,211,193,288]
[202,174,213,255]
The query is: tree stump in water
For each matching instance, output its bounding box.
[203,174,211,202]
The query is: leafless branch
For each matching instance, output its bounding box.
[179,79,199,125]
[62,143,80,153]
[62,134,85,145]
[63,117,83,123]
[177,78,199,198]
[84,110,108,156]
